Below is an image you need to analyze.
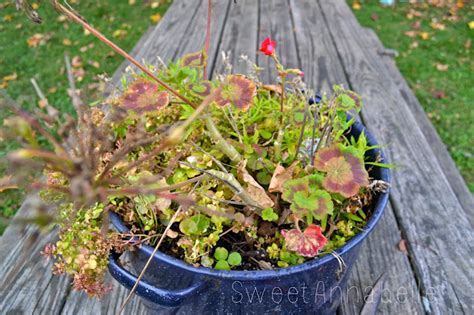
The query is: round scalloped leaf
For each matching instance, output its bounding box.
[292,189,333,218]
[281,224,327,257]
[210,75,256,111]
[188,81,212,97]
[179,214,210,236]
[121,79,169,114]
[314,145,369,198]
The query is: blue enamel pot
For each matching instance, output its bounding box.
[108,119,390,314]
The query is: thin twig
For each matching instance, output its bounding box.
[55,3,196,108]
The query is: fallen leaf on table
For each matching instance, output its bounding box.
[150,13,161,23]
[435,63,449,71]
[398,239,408,255]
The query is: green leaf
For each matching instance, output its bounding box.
[214,260,230,271]
[227,252,242,266]
[365,162,397,168]
[179,214,210,236]
[262,208,278,222]
[214,247,229,261]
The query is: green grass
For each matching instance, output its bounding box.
[0,0,171,234]
[349,1,474,192]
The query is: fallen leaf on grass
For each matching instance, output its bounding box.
[237,160,274,208]
[464,39,471,49]
[0,176,18,193]
[62,38,72,46]
[71,56,82,68]
[352,1,361,10]
[432,90,446,99]
[150,13,161,23]
[430,19,446,30]
[371,13,379,21]
[27,33,49,47]
[3,14,13,22]
[412,20,421,29]
[0,72,18,88]
[419,32,430,40]
[409,41,419,49]
[435,63,449,71]
[113,29,127,39]
[468,21,474,30]
[404,30,418,38]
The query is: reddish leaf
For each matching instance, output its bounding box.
[179,51,206,68]
[121,79,169,114]
[188,81,212,97]
[210,75,256,111]
[314,145,369,198]
[281,224,327,257]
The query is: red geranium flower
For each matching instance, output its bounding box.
[259,37,277,56]
[281,224,327,257]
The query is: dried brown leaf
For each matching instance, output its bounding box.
[237,160,274,208]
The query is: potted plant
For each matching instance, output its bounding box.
[3,1,390,314]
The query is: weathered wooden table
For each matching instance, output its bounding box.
[1,0,473,314]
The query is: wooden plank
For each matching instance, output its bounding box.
[319,1,474,313]
[362,27,474,222]
[0,198,71,314]
[290,1,425,314]
[257,0,300,83]
[212,0,259,75]
[339,205,424,315]
[60,273,148,315]
[172,0,231,79]
[288,0,347,94]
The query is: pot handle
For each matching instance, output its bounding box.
[108,251,206,307]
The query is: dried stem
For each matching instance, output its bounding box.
[55,3,196,108]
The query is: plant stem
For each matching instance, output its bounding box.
[55,3,196,108]
[203,0,212,79]
[205,116,242,164]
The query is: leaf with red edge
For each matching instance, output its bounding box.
[209,75,256,111]
[179,50,207,68]
[121,79,169,114]
[188,81,212,97]
[281,224,327,257]
[314,145,369,198]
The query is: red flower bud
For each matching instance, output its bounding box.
[259,37,277,56]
